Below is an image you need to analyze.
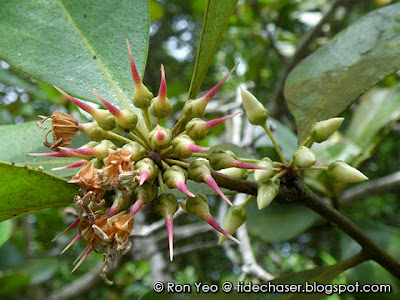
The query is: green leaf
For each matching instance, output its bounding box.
[284,3,400,143]
[188,0,238,99]
[15,258,59,285]
[346,86,400,149]
[246,201,320,243]
[0,272,30,297]
[0,162,78,222]
[0,221,12,248]
[0,121,89,178]
[0,0,150,110]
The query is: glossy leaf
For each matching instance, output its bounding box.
[246,201,320,243]
[346,86,400,149]
[0,121,89,178]
[0,162,78,222]
[0,221,12,248]
[188,0,238,99]
[0,0,149,110]
[285,3,400,143]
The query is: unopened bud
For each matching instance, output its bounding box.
[257,181,279,210]
[129,183,158,215]
[171,134,209,158]
[209,149,236,170]
[90,109,116,131]
[155,193,179,218]
[254,158,274,183]
[328,161,368,183]
[218,167,249,179]
[219,205,247,244]
[150,65,173,119]
[135,158,159,185]
[78,122,108,141]
[90,157,104,169]
[240,87,269,125]
[122,142,146,162]
[163,165,194,197]
[293,146,317,168]
[149,125,172,149]
[109,190,130,216]
[311,117,344,143]
[185,194,210,219]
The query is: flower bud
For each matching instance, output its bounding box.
[90,157,104,169]
[135,158,159,185]
[219,205,247,244]
[163,165,195,197]
[149,125,172,149]
[240,87,269,125]
[218,167,249,179]
[310,117,344,143]
[79,122,108,141]
[129,183,158,215]
[254,158,274,183]
[121,142,146,162]
[171,134,210,158]
[188,160,232,205]
[209,149,236,170]
[185,118,207,140]
[293,146,317,168]
[150,65,173,119]
[90,109,116,131]
[155,193,179,261]
[257,180,279,210]
[109,189,130,216]
[328,161,368,183]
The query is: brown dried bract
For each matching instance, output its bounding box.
[38,111,79,151]
[100,149,135,188]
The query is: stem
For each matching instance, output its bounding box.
[160,145,173,156]
[134,128,151,148]
[127,132,148,149]
[261,123,287,164]
[298,165,328,171]
[241,195,253,208]
[191,153,209,159]
[161,160,171,169]
[296,181,400,278]
[142,108,153,131]
[158,172,166,194]
[271,170,287,182]
[164,158,189,169]
[301,136,314,148]
[105,131,133,144]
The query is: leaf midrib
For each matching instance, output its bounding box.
[57,0,130,110]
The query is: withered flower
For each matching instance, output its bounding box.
[38,111,79,150]
[100,149,135,188]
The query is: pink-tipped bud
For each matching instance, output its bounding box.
[129,183,158,215]
[50,217,79,243]
[59,147,96,157]
[204,64,237,102]
[171,134,207,158]
[204,175,232,206]
[126,38,142,85]
[165,216,174,261]
[52,160,87,171]
[205,111,241,129]
[176,181,195,197]
[54,86,94,114]
[205,215,241,245]
[109,190,131,216]
[78,122,108,141]
[129,199,144,216]
[92,90,138,131]
[60,140,116,161]
[150,65,172,119]
[135,158,159,185]
[28,151,76,158]
[233,160,266,170]
[71,246,92,273]
[149,125,172,149]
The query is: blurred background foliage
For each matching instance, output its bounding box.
[1,0,400,299]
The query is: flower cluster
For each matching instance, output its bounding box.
[31,40,369,282]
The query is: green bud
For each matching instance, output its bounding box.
[122,142,146,162]
[186,118,208,140]
[95,140,117,160]
[188,159,211,182]
[163,165,188,189]
[186,194,210,219]
[209,149,236,170]
[135,158,159,183]
[149,125,172,149]
[310,117,344,143]
[81,141,99,148]
[79,122,108,141]
[135,183,158,204]
[171,134,203,158]
[328,161,368,183]
[150,96,173,119]
[254,157,274,183]
[219,205,247,244]
[293,146,317,168]
[240,87,269,125]
[132,82,154,109]
[257,180,279,210]
[116,109,138,132]
[90,157,103,169]
[218,167,249,179]
[91,109,116,131]
[109,189,131,215]
[155,193,179,218]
